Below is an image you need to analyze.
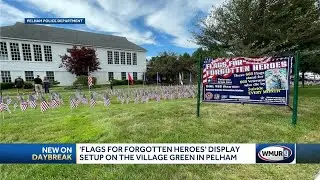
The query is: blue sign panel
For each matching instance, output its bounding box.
[0,144,76,164]
[25,18,85,24]
[202,56,292,105]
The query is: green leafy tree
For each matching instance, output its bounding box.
[194,0,320,82]
[194,0,320,56]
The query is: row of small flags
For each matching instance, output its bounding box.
[0,92,63,113]
[0,85,197,114]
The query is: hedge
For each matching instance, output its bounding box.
[0,82,34,89]
[111,79,143,86]
[73,75,97,87]
[0,82,15,89]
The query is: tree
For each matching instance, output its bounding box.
[146,52,198,84]
[194,0,320,87]
[59,46,101,76]
[194,0,320,57]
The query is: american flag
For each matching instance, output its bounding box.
[0,103,11,113]
[82,94,88,104]
[57,93,64,105]
[90,93,96,107]
[52,92,63,106]
[88,73,93,87]
[70,97,77,109]
[13,102,19,111]
[6,96,12,105]
[103,95,111,106]
[134,96,139,104]
[0,102,4,112]
[20,96,28,111]
[40,96,50,112]
[28,94,37,108]
[50,100,59,108]
[120,96,125,104]
[126,96,130,104]
[75,98,80,106]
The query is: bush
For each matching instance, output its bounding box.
[51,80,60,86]
[72,75,97,88]
[24,82,34,89]
[111,79,143,86]
[0,82,15,89]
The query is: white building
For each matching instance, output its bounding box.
[0,22,147,86]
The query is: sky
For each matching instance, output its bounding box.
[0,0,224,59]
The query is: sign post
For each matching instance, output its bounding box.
[292,51,300,125]
[196,54,202,118]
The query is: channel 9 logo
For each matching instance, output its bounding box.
[256,144,295,163]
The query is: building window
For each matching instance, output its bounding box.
[33,44,42,61]
[121,72,126,80]
[44,45,52,61]
[22,44,32,61]
[25,71,34,82]
[107,51,113,64]
[120,52,125,64]
[126,52,132,65]
[0,42,8,60]
[133,72,137,80]
[114,52,119,64]
[1,71,11,83]
[108,72,114,81]
[133,53,137,65]
[10,42,20,60]
[46,71,54,81]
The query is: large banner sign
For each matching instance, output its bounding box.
[202,56,292,105]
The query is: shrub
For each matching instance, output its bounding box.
[72,75,97,87]
[24,82,34,89]
[51,80,60,86]
[0,82,15,89]
[111,79,143,86]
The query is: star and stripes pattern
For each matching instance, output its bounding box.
[90,93,96,107]
[28,95,37,108]
[40,96,50,112]
[88,73,93,87]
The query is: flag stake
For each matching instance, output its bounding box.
[292,51,300,126]
[196,54,202,118]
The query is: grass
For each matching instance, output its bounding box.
[0,86,320,179]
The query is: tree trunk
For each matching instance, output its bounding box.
[302,71,305,88]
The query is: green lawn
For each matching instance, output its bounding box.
[0,86,319,180]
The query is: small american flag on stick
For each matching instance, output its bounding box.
[6,96,12,105]
[70,97,77,109]
[90,93,96,107]
[40,96,50,112]
[28,94,37,108]
[13,102,18,111]
[20,96,28,111]
[0,103,11,113]
[88,73,93,87]
[103,94,111,107]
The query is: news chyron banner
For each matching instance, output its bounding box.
[0,144,319,164]
[202,56,292,105]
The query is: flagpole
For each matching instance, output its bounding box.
[143,72,145,89]
[128,73,130,89]
[88,66,91,95]
[157,72,159,86]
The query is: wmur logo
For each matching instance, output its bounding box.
[256,144,295,163]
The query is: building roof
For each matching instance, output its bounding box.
[0,22,146,52]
